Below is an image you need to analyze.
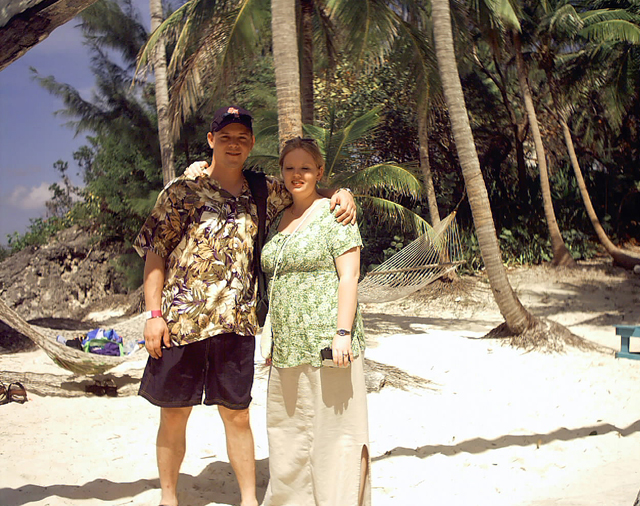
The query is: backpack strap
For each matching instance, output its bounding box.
[244,170,269,323]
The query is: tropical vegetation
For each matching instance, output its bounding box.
[5,0,639,299]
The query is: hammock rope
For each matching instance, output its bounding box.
[0,298,139,376]
[358,211,464,303]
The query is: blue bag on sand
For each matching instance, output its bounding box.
[82,329,124,356]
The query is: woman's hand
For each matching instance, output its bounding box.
[332,334,352,367]
[184,160,211,179]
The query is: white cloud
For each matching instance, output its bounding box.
[6,182,52,210]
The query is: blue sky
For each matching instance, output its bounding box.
[0,1,150,246]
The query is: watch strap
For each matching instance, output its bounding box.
[145,310,163,320]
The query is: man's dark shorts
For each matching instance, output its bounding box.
[139,332,255,409]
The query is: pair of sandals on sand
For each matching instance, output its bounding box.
[85,379,118,397]
[0,381,28,405]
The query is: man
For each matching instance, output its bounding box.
[133,105,356,506]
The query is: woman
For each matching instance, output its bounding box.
[261,137,370,506]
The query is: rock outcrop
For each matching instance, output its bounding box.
[0,226,131,321]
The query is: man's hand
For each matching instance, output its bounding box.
[184,160,211,179]
[144,317,171,359]
[330,189,357,224]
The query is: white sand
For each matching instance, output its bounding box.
[1,262,640,505]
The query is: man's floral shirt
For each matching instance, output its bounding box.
[134,174,290,345]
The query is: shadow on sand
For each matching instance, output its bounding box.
[0,458,269,506]
[372,419,640,462]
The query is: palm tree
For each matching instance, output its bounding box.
[149,0,175,184]
[138,0,401,143]
[511,29,576,267]
[137,0,271,140]
[538,3,640,269]
[431,0,535,333]
[272,0,303,143]
[391,13,443,226]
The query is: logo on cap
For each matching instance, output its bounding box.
[227,107,240,116]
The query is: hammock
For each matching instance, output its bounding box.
[0,298,140,376]
[358,211,464,303]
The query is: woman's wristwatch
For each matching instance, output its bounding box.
[336,328,351,336]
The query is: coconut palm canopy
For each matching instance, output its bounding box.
[0,0,99,71]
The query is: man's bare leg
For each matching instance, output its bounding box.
[157,406,192,506]
[219,406,258,506]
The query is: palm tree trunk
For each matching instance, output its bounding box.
[431,0,534,333]
[272,0,303,146]
[512,32,574,267]
[149,0,175,185]
[300,0,314,125]
[418,101,440,226]
[559,118,640,269]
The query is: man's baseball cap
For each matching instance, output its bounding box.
[210,105,253,133]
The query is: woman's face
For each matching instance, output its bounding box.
[281,148,324,197]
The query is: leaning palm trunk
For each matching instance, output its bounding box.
[512,32,574,267]
[418,101,441,226]
[560,118,640,270]
[431,0,534,333]
[150,0,175,185]
[272,0,303,146]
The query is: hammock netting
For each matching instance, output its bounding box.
[358,211,464,303]
[0,298,135,376]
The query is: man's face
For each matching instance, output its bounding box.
[208,123,255,171]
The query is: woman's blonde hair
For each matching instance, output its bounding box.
[279,137,324,172]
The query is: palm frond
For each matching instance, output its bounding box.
[546,4,583,37]
[326,0,400,71]
[394,16,441,103]
[579,19,640,44]
[307,107,383,179]
[136,1,192,75]
[331,163,423,200]
[80,0,148,70]
[358,195,431,235]
[152,0,269,139]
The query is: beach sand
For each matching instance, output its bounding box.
[1,261,639,506]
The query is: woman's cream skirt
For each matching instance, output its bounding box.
[263,355,371,506]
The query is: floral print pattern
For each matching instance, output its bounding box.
[134,174,291,344]
[261,200,365,368]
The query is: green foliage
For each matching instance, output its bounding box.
[458,229,484,274]
[46,160,80,218]
[78,134,163,243]
[112,251,145,291]
[6,216,71,254]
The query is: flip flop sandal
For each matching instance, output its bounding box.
[8,382,28,403]
[0,382,9,405]
[103,379,118,397]
[85,380,106,396]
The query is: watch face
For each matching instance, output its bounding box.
[337,329,349,336]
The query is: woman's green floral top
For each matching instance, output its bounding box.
[261,199,365,368]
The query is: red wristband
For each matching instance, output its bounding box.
[145,310,163,320]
